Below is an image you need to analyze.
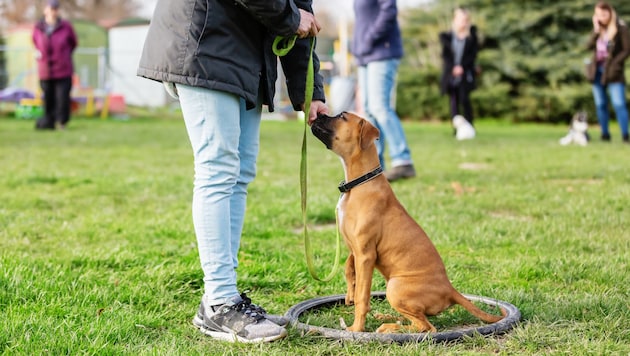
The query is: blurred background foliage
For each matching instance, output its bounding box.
[396,0,630,123]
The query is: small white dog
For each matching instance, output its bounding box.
[452,115,476,140]
[559,111,589,146]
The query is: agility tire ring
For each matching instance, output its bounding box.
[285,292,521,343]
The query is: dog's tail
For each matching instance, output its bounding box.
[451,290,506,323]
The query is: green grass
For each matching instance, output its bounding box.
[1,116,629,355]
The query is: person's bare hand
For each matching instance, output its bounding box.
[297,9,321,38]
[592,15,600,33]
[307,100,329,126]
[452,65,464,77]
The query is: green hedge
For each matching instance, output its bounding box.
[395,0,630,124]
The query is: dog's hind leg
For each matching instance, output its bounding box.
[382,277,440,333]
[376,313,436,333]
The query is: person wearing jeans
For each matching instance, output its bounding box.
[352,0,416,182]
[138,0,328,343]
[592,66,629,141]
[357,60,412,173]
[586,1,630,142]
[177,86,263,308]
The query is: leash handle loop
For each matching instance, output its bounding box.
[272,35,297,57]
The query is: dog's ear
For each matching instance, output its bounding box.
[359,119,379,150]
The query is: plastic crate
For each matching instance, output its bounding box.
[15,99,44,119]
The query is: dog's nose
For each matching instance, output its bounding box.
[316,113,333,121]
[316,112,344,121]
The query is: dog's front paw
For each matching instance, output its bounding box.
[346,325,364,332]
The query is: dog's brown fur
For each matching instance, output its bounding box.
[311,112,505,333]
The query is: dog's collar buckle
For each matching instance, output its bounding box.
[338,166,383,193]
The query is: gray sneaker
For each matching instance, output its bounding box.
[192,294,287,343]
[384,164,416,182]
[238,293,290,327]
[193,294,289,328]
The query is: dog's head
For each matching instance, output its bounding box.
[573,111,588,123]
[311,112,380,159]
[452,115,468,129]
[571,111,588,133]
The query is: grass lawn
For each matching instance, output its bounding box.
[1,115,629,355]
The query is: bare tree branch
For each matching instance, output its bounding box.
[0,0,142,30]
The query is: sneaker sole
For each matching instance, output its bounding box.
[194,313,289,328]
[192,315,204,329]
[192,316,287,343]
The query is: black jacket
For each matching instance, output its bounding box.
[439,26,478,95]
[137,0,325,111]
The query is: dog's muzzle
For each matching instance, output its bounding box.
[311,112,344,149]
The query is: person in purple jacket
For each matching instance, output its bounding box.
[32,0,77,130]
[352,0,416,182]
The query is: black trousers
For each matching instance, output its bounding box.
[448,84,474,125]
[39,76,73,128]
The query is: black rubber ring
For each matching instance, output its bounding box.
[284,291,521,343]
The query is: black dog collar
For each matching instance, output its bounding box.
[338,166,383,193]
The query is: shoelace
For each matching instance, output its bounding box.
[240,293,267,314]
[233,293,265,321]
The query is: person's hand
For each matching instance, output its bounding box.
[592,15,600,33]
[307,100,329,126]
[297,9,321,38]
[452,65,464,77]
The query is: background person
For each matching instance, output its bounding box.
[352,0,416,182]
[439,7,479,128]
[586,1,630,143]
[32,0,77,130]
[137,0,328,343]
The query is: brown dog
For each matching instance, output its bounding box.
[311,112,505,333]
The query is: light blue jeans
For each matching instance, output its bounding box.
[177,84,262,306]
[357,59,413,169]
[592,66,629,137]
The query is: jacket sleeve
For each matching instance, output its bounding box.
[610,24,630,67]
[280,37,326,110]
[67,22,78,51]
[239,0,300,36]
[32,27,40,51]
[586,31,598,50]
[461,26,478,70]
[365,0,398,47]
[439,32,453,68]
[277,0,325,109]
[71,25,78,51]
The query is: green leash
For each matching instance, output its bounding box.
[272,35,341,282]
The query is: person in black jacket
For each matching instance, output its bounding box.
[439,7,478,127]
[138,0,328,343]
